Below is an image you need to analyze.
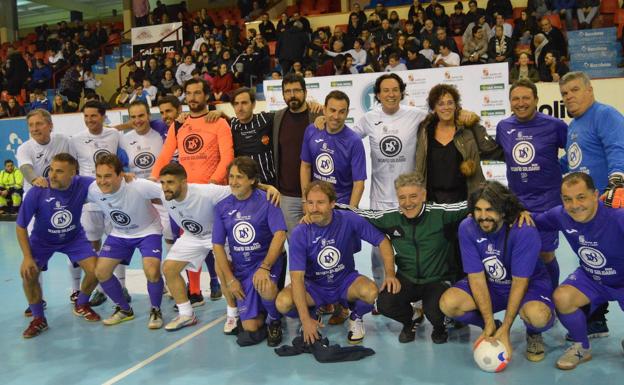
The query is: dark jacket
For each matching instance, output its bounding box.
[276,26,310,62]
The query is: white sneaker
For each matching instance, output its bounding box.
[165,314,198,331]
[556,343,592,370]
[148,307,163,329]
[223,315,239,335]
[347,317,365,344]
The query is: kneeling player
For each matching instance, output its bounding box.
[276,181,400,344]
[439,181,554,362]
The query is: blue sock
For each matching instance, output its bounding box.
[205,252,219,286]
[262,298,282,322]
[30,301,45,318]
[545,258,560,289]
[147,278,164,308]
[558,309,590,349]
[285,308,299,318]
[100,276,130,311]
[350,300,374,320]
[454,310,485,328]
[76,292,90,306]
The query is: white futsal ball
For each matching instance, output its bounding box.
[473,338,509,372]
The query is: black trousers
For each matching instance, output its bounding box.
[377,274,449,329]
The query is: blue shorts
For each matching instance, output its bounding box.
[31,233,96,271]
[539,230,559,253]
[453,276,555,315]
[236,259,283,321]
[99,234,163,265]
[561,267,624,314]
[304,271,361,308]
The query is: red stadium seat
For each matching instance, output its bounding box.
[285,5,298,16]
[600,0,619,14]
[453,36,463,56]
[512,7,526,20]
[268,41,276,56]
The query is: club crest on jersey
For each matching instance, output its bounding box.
[317,246,341,270]
[567,143,582,169]
[233,221,255,245]
[181,219,203,235]
[483,256,507,280]
[183,134,204,154]
[315,153,334,176]
[379,135,402,157]
[134,152,156,169]
[578,246,606,269]
[92,149,112,163]
[512,141,535,165]
[51,210,73,229]
[110,210,131,226]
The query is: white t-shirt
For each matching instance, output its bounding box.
[435,51,461,67]
[16,134,71,190]
[69,127,121,177]
[119,128,163,179]
[87,179,162,238]
[352,105,427,205]
[162,184,231,244]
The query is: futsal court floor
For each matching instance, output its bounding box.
[1,222,622,384]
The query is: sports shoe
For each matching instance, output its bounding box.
[23,317,48,338]
[89,290,107,307]
[224,315,239,335]
[267,319,283,347]
[556,343,592,370]
[431,327,448,344]
[189,292,205,307]
[565,320,609,341]
[371,304,380,316]
[123,288,132,303]
[69,290,79,304]
[165,314,198,331]
[318,304,335,314]
[102,306,135,326]
[526,332,545,362]
[328,304,350,325]
[24,300,47,317]
[347,317,365,344]
[210,283,222,301]
[73,303,101,322]
[398,323,416,343]
[148,307,163,329]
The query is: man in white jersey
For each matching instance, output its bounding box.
[69,100,129,306]
[90,154,165,328]
[158,162,280,331]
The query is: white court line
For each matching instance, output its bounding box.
[102,315,226,385]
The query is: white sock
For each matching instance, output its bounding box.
[177,301,193,317]
[114,264,126,288]
[227,306,239,318]
[68,262,82,291]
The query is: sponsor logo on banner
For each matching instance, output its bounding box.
[538,100,572,119]
[480,84,505,91]
[443,71,463,82]
[306,82,320,89]
[331,80,353,87]
[360,82,377,112]
[266,85,282,91]
[406,73,426,84]
[481,67,504,80]
[482,95,505,107]
[481,109,506,116]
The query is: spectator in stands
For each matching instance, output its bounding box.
[129,84,152,107]
[48,48,64,70]
[486,0,513,22]
[434,42,461,67]
[245,1,263,21]
[385,53,408,72]
[510,52,541,83]
[433,27,460,55]
[0,102,9,119]
[403,21,420,44]
[143,78,158,103]
[145,58,162,88]
[276,21,310,74]
[171,85,184,102]
[7,97,25,117]
[539,51,569,81]
[539,17,567,57]
[93,21,109,46]
[352,2,367,25]
[411,9,427,34]
[153,1,168,24]
[210,63,234,102]
[5,51,29,98]
[388,11,402,32]
[191,30,210,53]
[28,59,52,92]
[52,94,78,114]
[466,0,487,27]
[552,0,575,30]
[576,0,600,29]
[343,54,359,74]
[325,38,367,71]
[421,19,437,47]
[80,29,98,51]
[528,0,553,20]
[533,33,554,68]
[390,34,409,59]
[406,44,432,69]
[316,54,347,76]
[219,50,236,72]
[365,12,382,35]
[30,89,52,112]
[59,63,83,104]
[420,38,435,63]
[83,70,101,95]
[513,9,539,45]
[133,0,150,26]
[426,0,444,20]
[432,4,450,30]
[464,15,492,45]
[408,0,425,22]
[290,12,311,34]
[462,26,489,65]
[494,13,513,38]
[488,25,514,66]
[259,13,277,41]
[346,13,363,48]
[0,159,23,214]
[376,19,396,51]
[224,28,242,54]
[175,54,196,86]
[375,3,389,21]
[127,61,146,86]
[276,12,289,34]
[232,44,262,86]
[159,69,176,95]
[449,2,468,37]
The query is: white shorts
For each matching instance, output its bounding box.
[81,207,110,242]
[155,203,174,241]
[165,235,213,272]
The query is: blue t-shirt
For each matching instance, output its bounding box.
[212,189,287,278]
[496,112,567,211]
[300,124,367,204]
[150,119,168,140]
[459,217,549,290]
[17,176,94,244]
[565,102,624,192]
[289,210,385,288]
[534,202,624,288]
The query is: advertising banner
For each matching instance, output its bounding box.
[131,22,183,60]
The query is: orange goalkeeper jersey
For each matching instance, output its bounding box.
[152,115,234,184]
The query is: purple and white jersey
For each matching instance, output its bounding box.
[16,134,70,190]
[496,112,567,212]
[289,210,385,287]
[17,176,94,244]
[534,202,624,287]
[119,128,163,178]
[212,189,287,278]
[162,183,231,242]
[301,124,367,204]
[459,217,549,289]
[69,127,121,177]
[87,179,162,238]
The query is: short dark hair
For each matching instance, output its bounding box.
[157,95,181,109]
[51,153,78,171]
[82,100,107,115]
[510,79,538,99]
[228,156,260,188]
[128,100,150,113]
[468,181,525,225]
[374,73,405,102]
[159,162,187,179]
[231,87,256,104]
[95,154,123,175]
[4,159,14,165]
[183,78,211,95]
[427,83,462,111]
[324,90,350,109]
[282,73,306,92]
[304,180,337,202]
[562,172,596,192]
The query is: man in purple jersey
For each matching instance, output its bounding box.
[495,79,568,291]
[531,172,624,370]
[300,90,366,207]
[213,157,287,347]
[18,153,101,338]
[440,181,554,362]
[275,181,400,344]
